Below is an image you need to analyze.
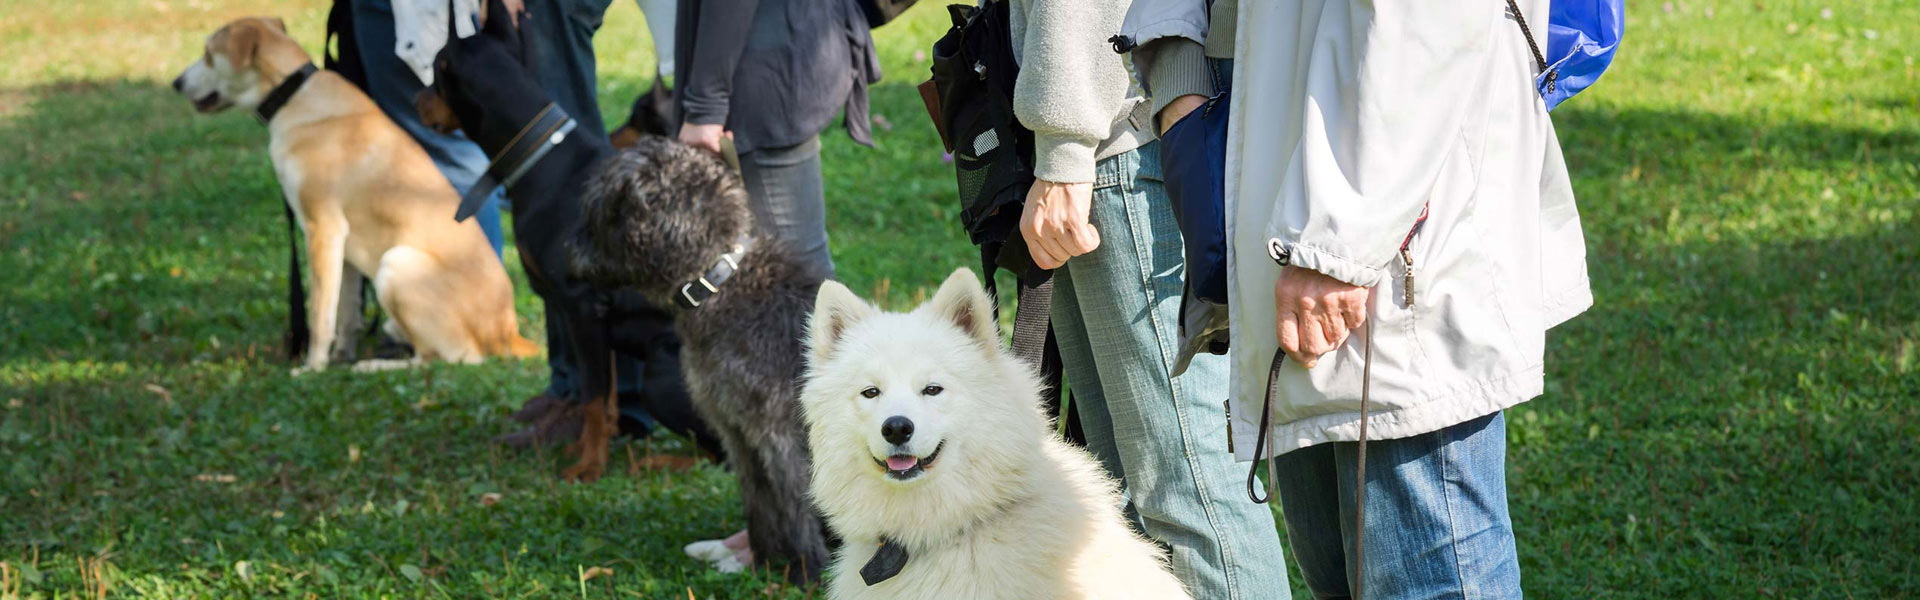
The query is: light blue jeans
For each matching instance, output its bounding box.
[1052,142,1291,600]
[350,0,505,256]
[1272,411,1523,599]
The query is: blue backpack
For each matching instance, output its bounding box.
[1165,0,1623,309]
[1524,0,1625,111]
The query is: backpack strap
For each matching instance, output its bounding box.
[1505,0,1556,93]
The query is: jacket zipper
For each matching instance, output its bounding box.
[1400,204,1431,308]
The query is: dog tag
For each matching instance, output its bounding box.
[860,537,910,586]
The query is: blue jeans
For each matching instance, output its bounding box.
[1051,142,1292,600]
[1272,412,1523,599]
[350,0,504,256]
[515,0,651,415]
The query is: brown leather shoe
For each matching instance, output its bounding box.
[510,392,566,423]
[494,402,584,449]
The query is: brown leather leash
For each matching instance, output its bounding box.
[1247,316,1374,599]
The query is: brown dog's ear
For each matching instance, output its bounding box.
[225,22,262,69]
[920,268,999,352]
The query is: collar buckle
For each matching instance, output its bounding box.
[679,277,719,308]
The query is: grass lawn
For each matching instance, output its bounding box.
[1,0,1915,597]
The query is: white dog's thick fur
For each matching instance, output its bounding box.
[801,269,1191,600]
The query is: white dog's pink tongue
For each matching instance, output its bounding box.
[886,456,918,471]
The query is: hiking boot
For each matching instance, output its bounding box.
[494,402,584,449]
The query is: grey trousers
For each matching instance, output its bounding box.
[738,136,834,280]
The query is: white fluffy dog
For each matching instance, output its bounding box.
[801,269,1192,600]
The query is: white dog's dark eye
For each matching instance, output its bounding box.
[922,384,943,396]
[860,386,880,399]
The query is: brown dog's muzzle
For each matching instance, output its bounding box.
[414,87,462,134]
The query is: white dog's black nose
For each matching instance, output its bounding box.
[881,416,914,446]
[172,76,184,92]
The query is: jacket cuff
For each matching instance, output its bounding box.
[1279,241,1390,289]
[1033,134,1098,184]
[682,99,729,126]
[1143,39,1215,122]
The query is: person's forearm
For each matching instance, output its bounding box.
[681,0,759,125]
[1138,37,1213,127]
[1011,0,1131,184]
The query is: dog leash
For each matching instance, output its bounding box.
[1247,325,1373,600]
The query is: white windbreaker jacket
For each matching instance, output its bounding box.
[1125,0,1593,460]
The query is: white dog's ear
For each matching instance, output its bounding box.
[809,280,875,361]
[923,268,998,350]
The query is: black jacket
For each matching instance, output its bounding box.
[675,0,881,153]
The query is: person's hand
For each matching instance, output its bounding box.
[1157,94,1209,134]
[679,122,730,155]
[486,0,526,26]
[1019,180,1099,270]
[1273,266,1370,368]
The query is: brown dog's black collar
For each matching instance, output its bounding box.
[255,62,318,124]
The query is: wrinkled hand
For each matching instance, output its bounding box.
[1274,266,1370,368]
[1019,180,1099,270]
[678,122,730,155]
[1157,94,1209,134]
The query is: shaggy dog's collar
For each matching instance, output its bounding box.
[675,236,753,309]
[254,62,317,124]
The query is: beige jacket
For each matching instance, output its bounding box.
[1008,0,1154,183]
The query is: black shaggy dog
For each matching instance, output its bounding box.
[570,137,831,584]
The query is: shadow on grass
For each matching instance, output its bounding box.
[1508,105,1919,595]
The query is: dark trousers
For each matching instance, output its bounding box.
[739,136,834,280]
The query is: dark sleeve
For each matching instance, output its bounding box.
[681,0,761,126]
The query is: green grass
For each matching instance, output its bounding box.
[1,0,1915,597]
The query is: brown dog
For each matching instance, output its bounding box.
[173,17,537,373]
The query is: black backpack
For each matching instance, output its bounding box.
[858,0,921,28]
[923,1,1081,443]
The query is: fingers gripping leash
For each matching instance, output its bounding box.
[1248,296,1376,600]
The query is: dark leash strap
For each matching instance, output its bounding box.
[1009,278,1051,367]
[983,252,1071,442]
[281,202,309,360]
[1506,0,1556,93]
[252,62,319,360]
[1248,307,1376,600]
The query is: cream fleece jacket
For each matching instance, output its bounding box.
[1009,0,1154,184]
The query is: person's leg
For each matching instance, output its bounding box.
[542,301,579,398]
[1270,443,1356,599]
[634,0,675,78]
[524,0,614,134]
[348,0,504,255]
[737,137,834,280]
[1055,143,1291,599]
[1048,265,1133,525]
[520,0,658,402]
[1273,411,1523,600]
